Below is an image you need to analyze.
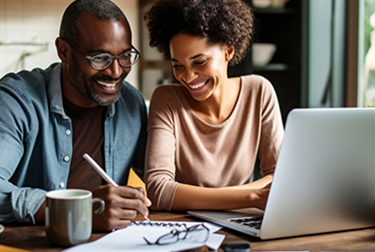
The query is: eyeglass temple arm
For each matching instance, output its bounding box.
[143,237,155,245]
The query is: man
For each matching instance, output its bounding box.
[0,0,151,231]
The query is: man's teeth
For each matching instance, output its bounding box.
[97,80,117,87]
[190,80,207,89]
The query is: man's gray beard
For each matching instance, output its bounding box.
[67,63,121,106]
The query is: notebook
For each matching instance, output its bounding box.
[63,221,224,251]
[189,108,375,240]
[127,168,147,197]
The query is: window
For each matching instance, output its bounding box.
[359,0,375,106]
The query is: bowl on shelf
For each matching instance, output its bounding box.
[252,0,272,8]
[271,0,290,8]
[252,43,277,66]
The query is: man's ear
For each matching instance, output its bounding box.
[225,45,235,62]
[55,37,69,63]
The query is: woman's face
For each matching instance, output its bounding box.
[169,33,233,102]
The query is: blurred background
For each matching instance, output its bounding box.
[0,0,139,89]
[1,0,374,124]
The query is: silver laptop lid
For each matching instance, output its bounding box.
[260,108,375,239]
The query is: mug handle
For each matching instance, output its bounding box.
[92,198,105,215]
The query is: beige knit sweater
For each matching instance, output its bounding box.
[145,75,284,210]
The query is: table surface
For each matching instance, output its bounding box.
[1,211,375,252]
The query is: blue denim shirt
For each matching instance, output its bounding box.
[0,63,147,224]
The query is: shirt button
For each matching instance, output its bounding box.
[63,156,70,162]
[60,182,65,188]
[66,129,71,135]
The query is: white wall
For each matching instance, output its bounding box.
[0,0,140,89]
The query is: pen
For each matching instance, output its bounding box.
[83,153,150,222]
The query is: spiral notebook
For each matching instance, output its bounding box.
[131,221,187,228]
[63,221,224,252]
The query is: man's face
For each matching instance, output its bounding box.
[64,13,132,107]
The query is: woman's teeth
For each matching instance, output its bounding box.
[190,80,208,90]
[97,80,117,87]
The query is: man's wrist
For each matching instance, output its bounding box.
[34,201,46,224]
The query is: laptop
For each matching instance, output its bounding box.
[189,108,375,240]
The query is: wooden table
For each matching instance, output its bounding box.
[1,211,375,252]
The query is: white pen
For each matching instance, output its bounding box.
[83,153,150,222]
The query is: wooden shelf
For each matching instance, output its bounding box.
[232,0,303,124]
[252,63,294,72]
[253,7,295,14]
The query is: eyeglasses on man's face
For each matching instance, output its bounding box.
[143,224,209,245]
[61,37,141,71]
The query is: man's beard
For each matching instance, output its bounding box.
[67,59,125,106]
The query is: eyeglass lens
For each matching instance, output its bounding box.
[91,52,139,70]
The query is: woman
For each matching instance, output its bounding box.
[144,0,284,211]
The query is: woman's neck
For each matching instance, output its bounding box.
[186,77,241,125]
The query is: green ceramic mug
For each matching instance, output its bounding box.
[45,189,105,247]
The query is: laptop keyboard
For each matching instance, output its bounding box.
[228,216,263,230]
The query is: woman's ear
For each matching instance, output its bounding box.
[55,37,69,63]
[225,45,235,62]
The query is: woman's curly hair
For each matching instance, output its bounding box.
[144,0,253,66]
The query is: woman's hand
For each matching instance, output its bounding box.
[92,184,152,231]
[249,181,272,210]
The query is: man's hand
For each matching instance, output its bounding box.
[92,184,152,231]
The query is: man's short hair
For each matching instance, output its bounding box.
[60,0,125,42]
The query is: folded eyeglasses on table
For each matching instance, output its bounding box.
[140,223,209,245]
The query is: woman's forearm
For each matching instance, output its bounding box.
[170,175,273,211]
[231,174,273,189]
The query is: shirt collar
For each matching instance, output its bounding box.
[48,63,66,117]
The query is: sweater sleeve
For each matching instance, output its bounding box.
[257,77,284,177]
[145,85,179,211]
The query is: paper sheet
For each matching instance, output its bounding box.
[63,221,225,252]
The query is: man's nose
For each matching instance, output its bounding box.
[104,59,125,79]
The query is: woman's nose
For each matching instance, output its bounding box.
[182,68,197,84]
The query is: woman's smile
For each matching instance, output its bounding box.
[185,79,210,91]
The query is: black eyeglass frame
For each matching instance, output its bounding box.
[143,223,209,245]
[61,37,141,70]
